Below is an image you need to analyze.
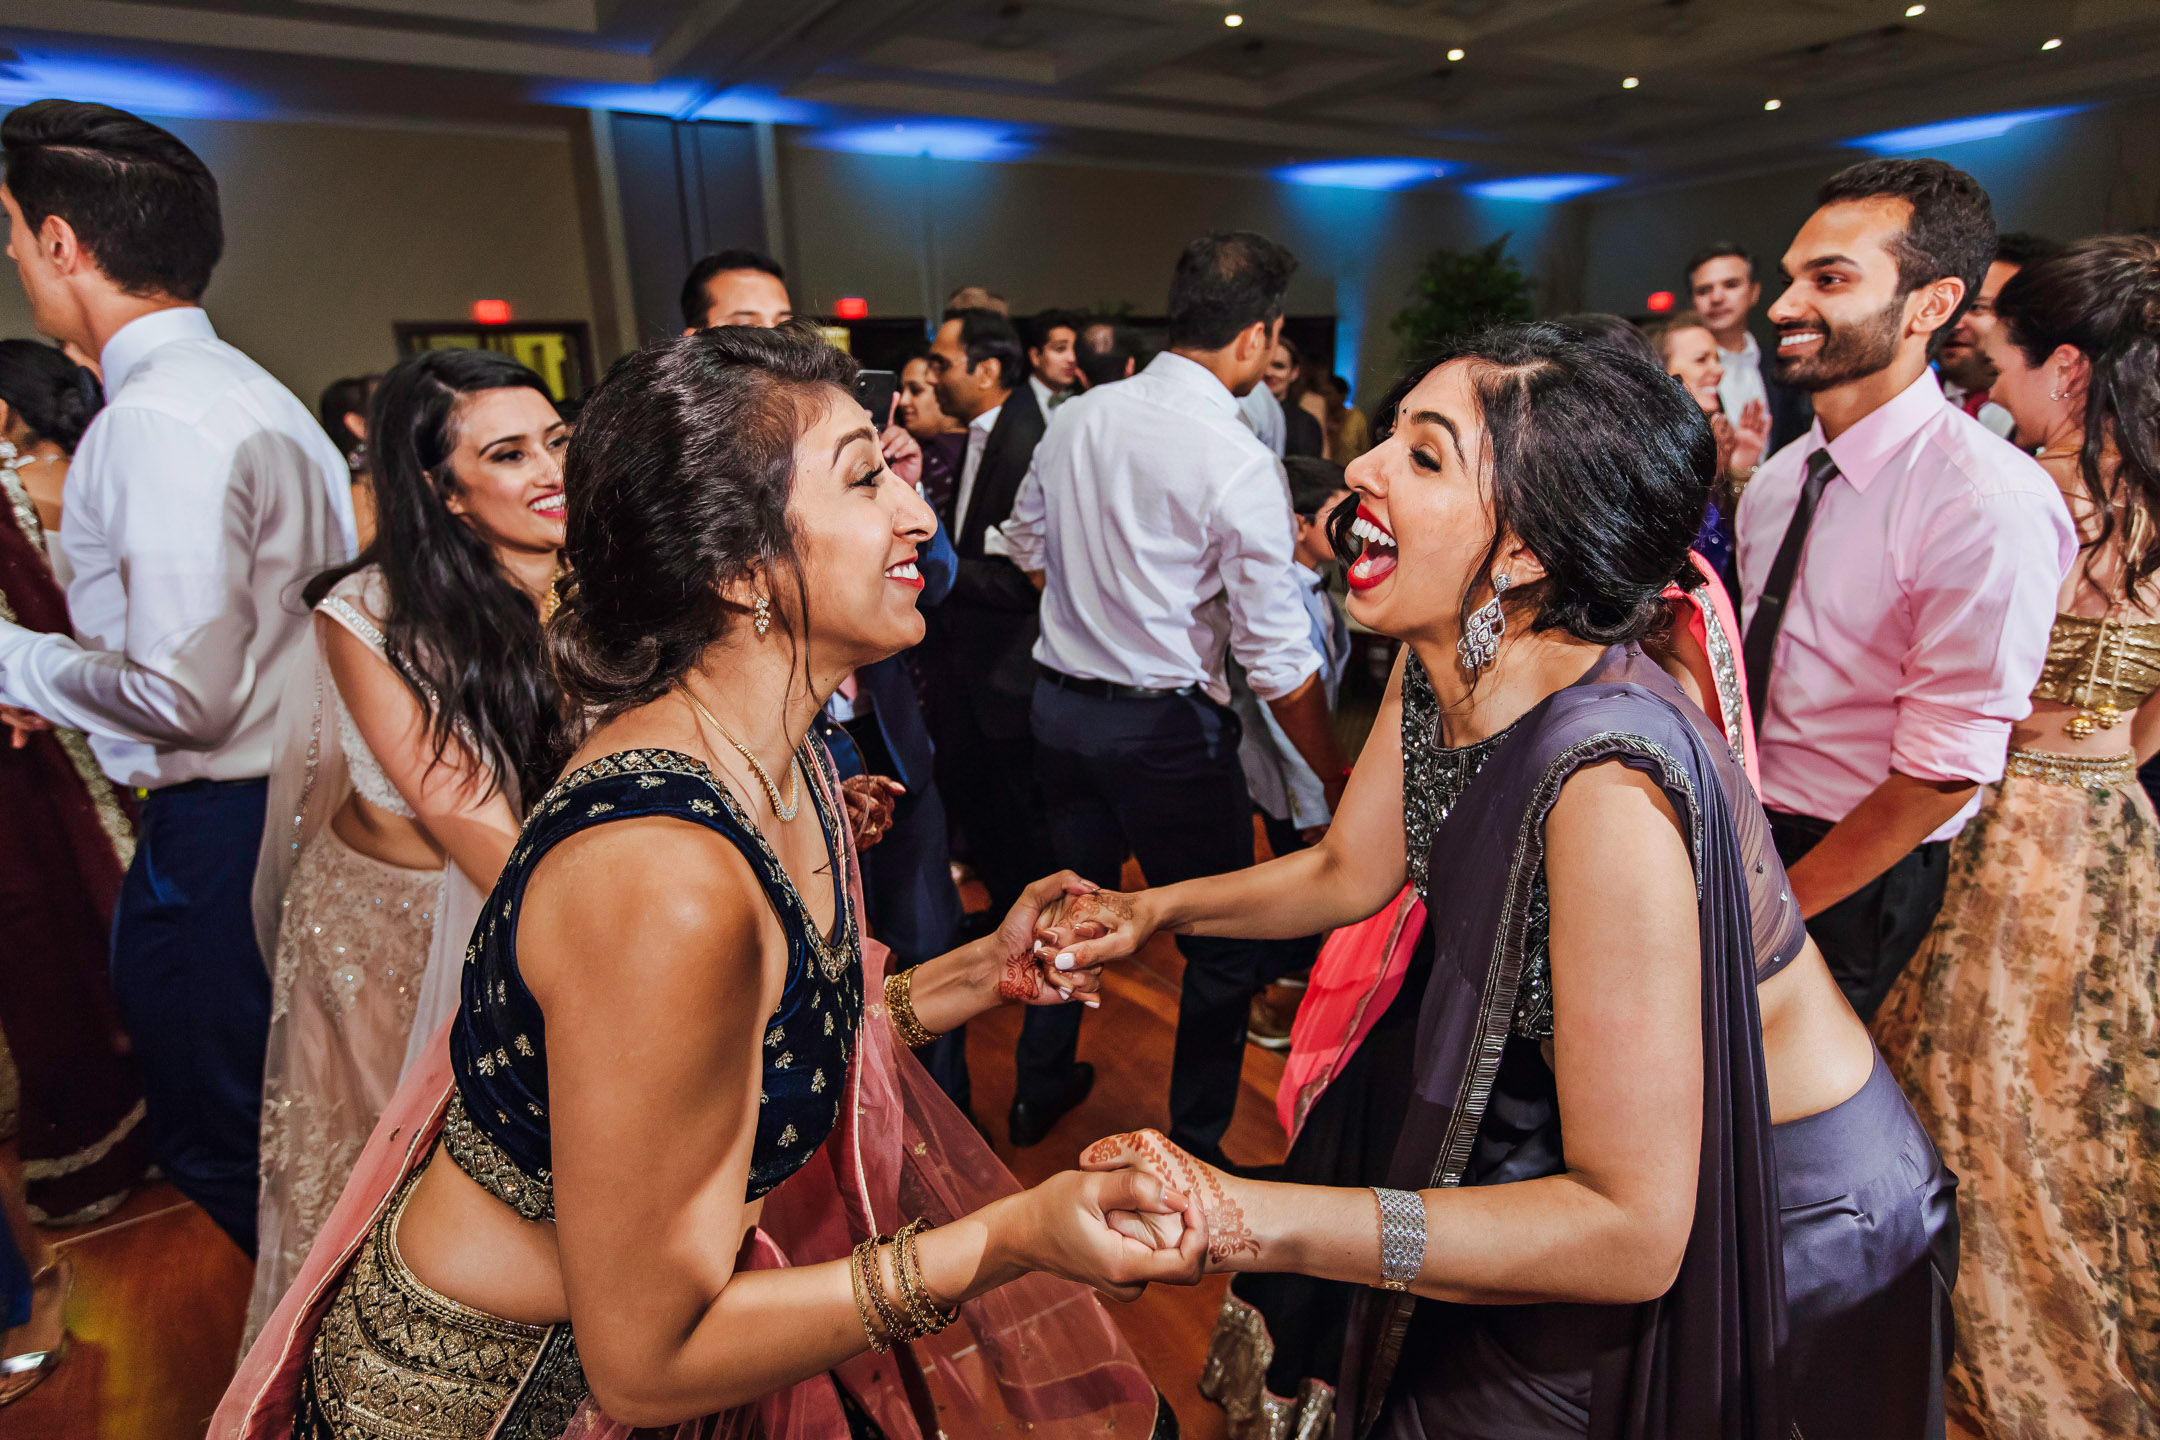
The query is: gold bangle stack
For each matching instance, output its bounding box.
[884,967,941,1049]
[848,1218,957,1354]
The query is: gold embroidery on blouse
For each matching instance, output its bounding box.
[2033,612,2160,737]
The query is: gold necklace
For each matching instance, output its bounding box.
[539,560,565,624]
[680,687,800,821]
[2035,444,2083,462]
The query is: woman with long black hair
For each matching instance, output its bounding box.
[245,347,569,1342]
[1041,324,1956,1439]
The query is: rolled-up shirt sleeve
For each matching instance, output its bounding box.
[0,408,259,747]
[1001,464,1048,574]
[1214,457,1321,702]
[1890,487,2075,785]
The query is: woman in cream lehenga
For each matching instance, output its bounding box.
[245,348,570,1341]
[1875,234,2160,1439]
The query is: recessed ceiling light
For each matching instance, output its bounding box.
[1224,12,1242,25]
[1447,47,1466,62]
[1764,98,1782,111]
[1622,76,1640,89]
[2041,37,2062,50]
[1904,4,1924,16]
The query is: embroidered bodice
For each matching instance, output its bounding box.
[2032,611,2160,713]
[1401,648,1806,1041]
[316,593,416,818]
[446,744,862,1220]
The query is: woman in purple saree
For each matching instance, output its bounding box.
[1042,326,1957,1440]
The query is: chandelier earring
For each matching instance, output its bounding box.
[753,593,772,637]
[1457,573,1511,673]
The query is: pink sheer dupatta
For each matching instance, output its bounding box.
[1273,555,1757,1143]
[214,754,1159,1440]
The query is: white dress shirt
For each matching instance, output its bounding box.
[0,308,355,788]
[1232,563,1350,828]
[1717,330,1770,422]
[1737,369,2073,840]
[1028,373,1063,416]
[1236,382,1286,457]
[952,401,1002,538]
[1003,351,1320,704]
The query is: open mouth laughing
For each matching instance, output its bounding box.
[886,559,924,590]
[1347,506,1397,592]
[528,492,566,520]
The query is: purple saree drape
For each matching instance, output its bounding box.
[1337,658,1791,1440]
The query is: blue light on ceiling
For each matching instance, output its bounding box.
[805,120,1032,162]
[1849,106,2080,153]
[693,87,825,124]
[1465,173,1619,202]
[531,80,711,116]
[0,53,264,118]
[1275,158,1450,191]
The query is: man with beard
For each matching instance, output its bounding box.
[1737,159,2074,1021]
[1933,231,2059,441]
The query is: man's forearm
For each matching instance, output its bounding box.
[1265,672,1347,808]
[1785,771,1977,917]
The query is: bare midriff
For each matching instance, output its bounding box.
[331,791,448,872]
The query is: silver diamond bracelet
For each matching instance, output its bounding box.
[1371,1186,1426,1292]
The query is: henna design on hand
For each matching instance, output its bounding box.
[997,947,1041,1002]
[1086,1130,1259,1263]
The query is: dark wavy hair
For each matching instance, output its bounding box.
[1995,233,2160,603]
[0,339,102,453]
[550,320,858,713]
[1332,323,1714,655]
[304,349,565,804]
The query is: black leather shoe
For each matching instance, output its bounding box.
[1008,1062,1095,1148]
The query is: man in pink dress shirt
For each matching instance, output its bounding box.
[1737,158,2075,1021]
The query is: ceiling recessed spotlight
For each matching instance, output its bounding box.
[1764,98,1782,110]
[2041,36,2062,50]
[1224,12,1242,25]
[1447,47,1466,61]
[1622,75,1640,89]
[1904,4,1924,15]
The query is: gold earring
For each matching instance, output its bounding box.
[753,594,772,637]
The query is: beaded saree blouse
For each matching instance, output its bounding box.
[446,742,863,1221]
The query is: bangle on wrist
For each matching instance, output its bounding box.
[884,966,941,1049]
[1371,1186,1427,1292]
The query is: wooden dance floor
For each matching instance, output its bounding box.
[1,867,1290,1440]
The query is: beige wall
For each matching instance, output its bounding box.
[0,113,597,415]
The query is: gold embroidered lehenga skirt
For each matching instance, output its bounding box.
[1876,755,2160,1439]
[251,829,441,1346]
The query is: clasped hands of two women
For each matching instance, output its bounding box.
[985,878,1256,1302]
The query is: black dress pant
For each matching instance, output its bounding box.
[932,699,1049,922]
[1767,809,1949,1024]
[1028,679,1265,1154]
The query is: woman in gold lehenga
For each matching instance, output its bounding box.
[1875,234,2160,1440]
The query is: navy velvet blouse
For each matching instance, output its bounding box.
[444,744,863,1221]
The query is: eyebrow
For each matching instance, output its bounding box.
[832,424,878,464]
[1795,253,1858,275]
[1406,409,1467,468]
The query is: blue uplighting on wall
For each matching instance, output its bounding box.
[1464,173,1619,202]
[0,53,265,118]
[1275,158,1450,191]
[804,120,1033,162]
[693,87,825,124]
[1849,106,2081,153]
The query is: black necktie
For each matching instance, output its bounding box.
[1742,446,1838,727]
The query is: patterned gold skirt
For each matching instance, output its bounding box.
[295,1175,587,1440]
[1875,758,2160,1439]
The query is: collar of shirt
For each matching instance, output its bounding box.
[1720,330,1761,366]
[1813,368,1949,494]
[100,306,217,393]
[967,402,1002,454]
[1146,350,1241,421]
[1029,374,1059,414]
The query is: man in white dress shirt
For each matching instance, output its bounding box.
[1004,232,1347,1163]
[1025,308,1081,414]
[0,101,353,1255]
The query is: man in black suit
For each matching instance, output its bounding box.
[1688,241,1813,453]
[921,311,1055,899]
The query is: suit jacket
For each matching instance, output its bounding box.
[930,383,1047,740]
[1758,345,1814,455]
[848,519,955,790]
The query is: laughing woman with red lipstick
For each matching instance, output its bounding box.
[244,350,576,1341]
[1043,325,1956,1440]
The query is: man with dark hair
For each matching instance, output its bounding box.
[1935,231,2060,440]
[1024,308,1082,412]
[918,307,1054,1120]
[1002,232,1345,1161]
[679,247,791,332]
[1738,158,2073,1022]
[0,100,354,1255]
[1076,320,1138,389]
[1686,240,1812,453]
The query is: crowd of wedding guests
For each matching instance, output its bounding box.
[0,93,2154,1440]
